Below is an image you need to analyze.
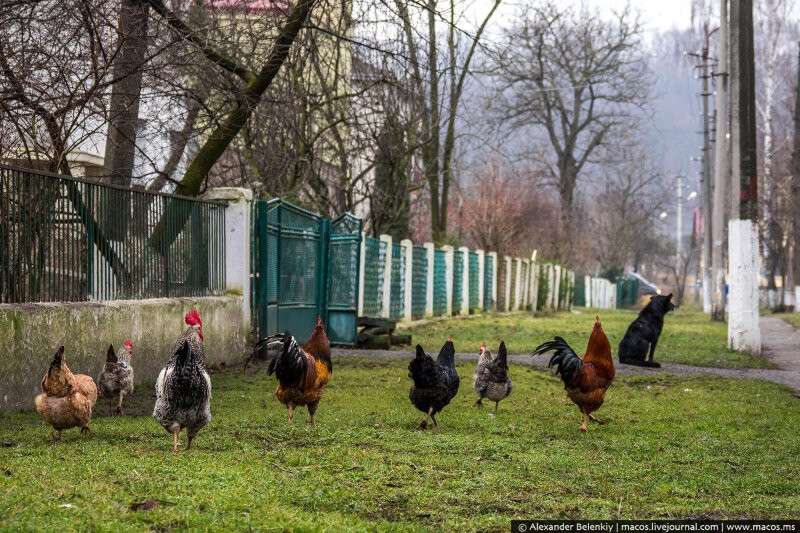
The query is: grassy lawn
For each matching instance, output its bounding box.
[2,357,799,530]
[401,308,773,370]
[777,313,800,330]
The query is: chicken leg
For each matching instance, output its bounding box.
[579,413,588,433]
[287,404,295,424]
[116,392,125,416]
[307,401,318,426]
[588,414,606,424]
[172,429,180,453]
[418,406,435,430]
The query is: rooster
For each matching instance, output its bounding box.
[473,341,512,413]
[34,346,98,439]
[97,340,134,415]
[153,339,211,452]
[408,338,460,430]
[532,317,615,432]
[252,317,332,425]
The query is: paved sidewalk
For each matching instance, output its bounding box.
[332,316,800,393]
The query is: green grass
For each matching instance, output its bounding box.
[2,358,799,530]
[777,313,800,329]
[402,308,773,369]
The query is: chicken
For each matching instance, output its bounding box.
[473,341,512,413]
[173,308,205,365]
[408,338,460,430]
[532,316,615,432]
[97,340,134,415]
[153,338,211,452]
[253,317,332,425]
[34,346,98,440]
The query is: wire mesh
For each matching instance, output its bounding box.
[362,237,385,316]
[433,249,447,316]
[411,246,427,319]
[0,165,225,303]
[452,251,463,312]
[468,251,479,310]
[390,243,405,319]
[483,256,494,310]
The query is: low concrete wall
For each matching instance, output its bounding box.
[0,296,248,412]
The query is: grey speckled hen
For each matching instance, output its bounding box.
[97,341,134,415]
[473,341,512,413]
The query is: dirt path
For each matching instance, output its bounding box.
[333,316,800,393]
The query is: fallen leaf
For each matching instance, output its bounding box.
[130,499,159,512]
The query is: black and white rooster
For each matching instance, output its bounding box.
[473,341,512,413]
[408,338,460,430]
[153,338,211,452]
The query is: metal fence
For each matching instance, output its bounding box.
[0,165,225,303]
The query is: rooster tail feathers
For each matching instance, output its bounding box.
[106,344,118,363]
[266,332,307,386]
[415,344,426,359]
[49,346,65,375]
[532,336,582,385]
[497,341,508,368]
[437,339,456,368]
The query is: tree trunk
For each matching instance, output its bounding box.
[103,0,149,239]
[791,42,800,307]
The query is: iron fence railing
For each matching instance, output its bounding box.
[0,165,225,303]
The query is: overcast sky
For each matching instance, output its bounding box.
[471,0,693,39]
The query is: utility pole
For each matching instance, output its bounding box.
[711,0,730,322]
[690,23,716,315]
[791,42,800,309]
[677,175,684,261]
[728,0,760,354]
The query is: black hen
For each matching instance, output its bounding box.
[408,339,460,429]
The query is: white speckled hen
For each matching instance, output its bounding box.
[473,341,512,413]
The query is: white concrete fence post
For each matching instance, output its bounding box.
[459,246,470,315]
[424,242,435,317]
[504,256,512,312]
[443,245,454,316]
[513,258,522,311]
[477,249,485,311]
[553,265,562,311]
[488,252,498,311]
[202,187,253,329]
[585,275,591,308]
[529,253,539,313]
[357,231,366,317]
[401,239,413,322]
[521,259,530,310]
[728,219,761,354]
[379,234,392,318]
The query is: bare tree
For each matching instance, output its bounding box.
[490,1,650,264]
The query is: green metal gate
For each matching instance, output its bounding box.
[251,199,361,345]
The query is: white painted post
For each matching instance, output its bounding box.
[379,234,392,318]
[459,246,470,315]
[424,242,435,317]
[569,271,575,310]
[553,265,562,311]
[477,249,485,311]
[504,256,512,312]
[443,245,454,316]
[401,239,413,321]
[357,232,366,317]
[728,219,761,354]
[202,187,253,328]
[609,282,617,309]
[488,251,498,311]
[585,275,591,308]
[521,259,529,309]
[513,258,522,311]
[530,262,539,313]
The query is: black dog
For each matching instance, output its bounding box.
[618,294,675,368]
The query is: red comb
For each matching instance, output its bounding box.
[185,308,202,326]
[123,339,133,350]
[315,316,323,327]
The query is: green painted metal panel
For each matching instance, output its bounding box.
[452,252,463,312]
[483,256,494,310]
[468,251,479,310]
[362,237,385,317]
[433,249,446,316]
[411,246,427,319]
[389,243,405,320]
[327,213,362,345]
[573,273,586,307]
